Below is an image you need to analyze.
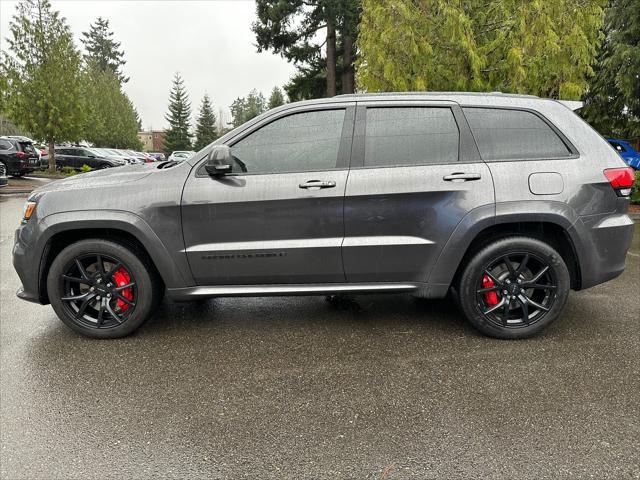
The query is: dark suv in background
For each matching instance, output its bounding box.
[41,147,125,171]
[13,93,635,339]
[0,136,39,176]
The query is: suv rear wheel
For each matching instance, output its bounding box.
[457,236,570,339]
[47,239,160,338]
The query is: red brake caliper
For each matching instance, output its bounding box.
[112,267,133,311]
[482,274,499,306]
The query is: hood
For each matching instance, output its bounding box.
[29,164,154,200]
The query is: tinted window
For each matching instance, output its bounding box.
[364,107,459,167]
[463,107,571,160]
[18,142,36,154]
[231,109,346,174]
[0,140,12,150]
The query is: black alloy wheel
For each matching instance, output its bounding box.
[59,253,137,329]
[476,252,557,329]
[457,236,570,339]
[47,239,160,338]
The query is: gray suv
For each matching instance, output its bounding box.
[12,93,635,339]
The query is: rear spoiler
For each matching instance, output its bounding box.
[557,100,583,111]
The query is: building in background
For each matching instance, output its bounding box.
[138,130,166,152]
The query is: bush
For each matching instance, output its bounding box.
[631,170,640,204]
[60,166,76,176]
[80,164,92,173]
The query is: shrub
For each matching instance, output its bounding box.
[60,166,76,176]
[80,164,92,173]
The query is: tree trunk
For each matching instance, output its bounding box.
[326,20,337,97]
[341,34,355,94]
[48,139,56,173]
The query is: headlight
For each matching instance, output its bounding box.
[22,201,36,222]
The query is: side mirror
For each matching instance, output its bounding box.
[205,145,233,176]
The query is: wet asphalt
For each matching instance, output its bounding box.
[1,194,639,479]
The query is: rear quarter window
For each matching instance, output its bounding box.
[0,140,13,150]
[463,107,572,161]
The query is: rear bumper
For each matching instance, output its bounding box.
[570,212,635,290]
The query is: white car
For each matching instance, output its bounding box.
[168,151,195,162]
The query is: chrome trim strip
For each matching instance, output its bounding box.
[343,236,433,247]
[184,236,432,253]
[168,282,421,299]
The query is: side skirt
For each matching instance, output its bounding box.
[166,282,436,302]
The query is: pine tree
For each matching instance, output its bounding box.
[81,17,128,83]
[356,0,606,100]
[5,0,85,172]
[163,73,192,153]
[253,0,361,99]
[267,87,286,109]
[582,0,640,138]
[194,94,218,151]
[230,89,266,127]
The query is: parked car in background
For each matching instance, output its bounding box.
[147,152,166,162]
[168,150,195,162]
[0,136,39,176]
[124,150,154,164]
[98,149,139,165]
[607,138,640,170]
[50,147,125,171]
[13,93,635,339]
[0,162,8,187]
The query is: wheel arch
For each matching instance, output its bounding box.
[36,212,190,304]
[429,202,583,292]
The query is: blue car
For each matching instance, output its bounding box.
[607,138,640,170]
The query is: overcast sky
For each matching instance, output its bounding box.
[0,0,297,130]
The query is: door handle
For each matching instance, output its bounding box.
[443,172,482,182]
[299,180,336,189]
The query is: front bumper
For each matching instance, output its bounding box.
[13,227,45,305]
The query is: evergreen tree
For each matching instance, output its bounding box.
[253,0,361,99]
[81,61,141,149]
[163,73,192,153]
[5,0,85,172]
[357,0,606,100]
[267,87,286,109]
[194,94,218,150]
[230,89,266,127]
[582,0,640,138]
[81,17,128,83]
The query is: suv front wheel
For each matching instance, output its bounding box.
[47,239,161,338]
[457,236,570,339]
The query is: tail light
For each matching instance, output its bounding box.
[604,167,635,197]
[16,151,27,159]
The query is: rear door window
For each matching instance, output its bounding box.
[19,142,36,154]
[364,107,459,167]
[463,107,572,160]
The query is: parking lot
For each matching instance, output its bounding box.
[1,193,638,479]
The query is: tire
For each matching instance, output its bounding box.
[47,239,160,338]
[457,236,570,339]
